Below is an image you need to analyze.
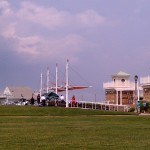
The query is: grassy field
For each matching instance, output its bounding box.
[0,106,150,150]
[0,106,134,116]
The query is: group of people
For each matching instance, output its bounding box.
[28,94,76,106]
[137,100,147,113]
[60,95,76,106]
[28,94,40,105]
[60,95,77,106]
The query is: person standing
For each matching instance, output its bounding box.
[37,94,40,105]
[60,95,65,102]
[143,101,147,113]
[30,96,35,105]
[137,100,141,114]
[41,95,46,106]
[72,95,76,107]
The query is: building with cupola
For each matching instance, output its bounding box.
[140,76,150,101]
[103,71,142,105]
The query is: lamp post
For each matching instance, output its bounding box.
[134,75,138,114]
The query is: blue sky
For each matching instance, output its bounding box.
[0,0,150,101]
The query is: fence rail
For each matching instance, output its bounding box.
[69,101,129,112]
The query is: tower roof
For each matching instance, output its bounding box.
[112,71,130,77]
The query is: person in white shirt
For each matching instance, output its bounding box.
[60,95,65,101]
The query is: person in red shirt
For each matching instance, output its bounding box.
[72,95,76,107]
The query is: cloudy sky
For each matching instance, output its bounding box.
[0,0,150,101]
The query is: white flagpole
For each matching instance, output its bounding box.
[66,59,69,108]
[47,67,50,93]
[56,63,58,94]
[40,71,43,97]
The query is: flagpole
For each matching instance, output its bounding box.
[40,71,43,97]
[66,59,69,108]
[47,67,50,93]
[56,63,58,94]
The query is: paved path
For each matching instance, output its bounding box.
[139,113,150,116]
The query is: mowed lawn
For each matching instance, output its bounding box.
[0,106,150,150]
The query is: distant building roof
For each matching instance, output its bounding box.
[3,86,33,100]
[112,71,130,77]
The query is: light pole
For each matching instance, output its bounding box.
[134,75,138,114]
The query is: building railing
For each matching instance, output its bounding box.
[140,76,150,85]
[103,81,135,89]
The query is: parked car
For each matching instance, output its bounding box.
[41,92,63,106]
[41,92,60,101]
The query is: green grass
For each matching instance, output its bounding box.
[0,106,150,150]
[0,106,134,116]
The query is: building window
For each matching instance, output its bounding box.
[121,79,125,83]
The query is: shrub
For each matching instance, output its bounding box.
[128,107,135,112]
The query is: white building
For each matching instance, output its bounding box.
[140,76,150,101]
[103,71,141,105]
[1,86,34,104]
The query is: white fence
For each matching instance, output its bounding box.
[69,101,129,112]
